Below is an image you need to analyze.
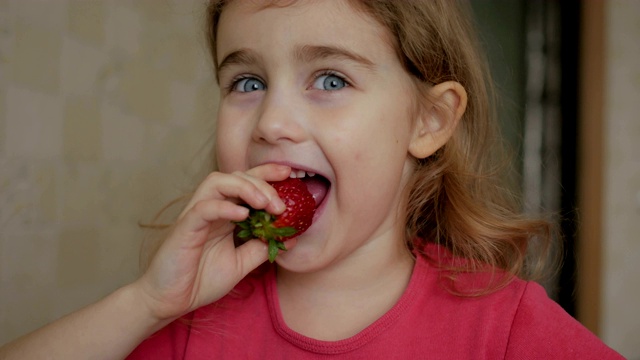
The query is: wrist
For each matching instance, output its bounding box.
[118,282,176,334]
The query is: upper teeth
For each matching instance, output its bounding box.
[289,170,316,179]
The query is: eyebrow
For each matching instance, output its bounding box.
[217,48,261,75]
[217,44,376,76]
[293,45,376,70]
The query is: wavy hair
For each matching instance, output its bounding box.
[200,0,557,292]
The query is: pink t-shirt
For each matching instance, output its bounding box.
[127,255,623,359]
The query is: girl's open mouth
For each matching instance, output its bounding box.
[288,170,330,209]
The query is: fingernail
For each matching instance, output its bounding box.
[255,190,269,205]
[272,198,286,213]
[238,206,250,217]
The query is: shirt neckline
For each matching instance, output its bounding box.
[265,256,428,354]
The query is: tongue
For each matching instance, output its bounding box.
[302,177,329,207]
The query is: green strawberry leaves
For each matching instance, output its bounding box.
[268,238,288,263]
[235,207,297,263]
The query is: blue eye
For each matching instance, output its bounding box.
[233,77,266,92]
[313,73,347,91]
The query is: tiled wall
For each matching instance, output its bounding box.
[0,0,217,343]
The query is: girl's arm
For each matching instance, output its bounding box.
[0,164,289,360]
[0,284,170,360]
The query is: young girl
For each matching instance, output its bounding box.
[0,0,624,359]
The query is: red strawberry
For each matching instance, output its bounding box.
[235,177,315,262]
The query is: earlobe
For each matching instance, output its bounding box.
[409,81,467,159]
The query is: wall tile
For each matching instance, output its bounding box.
[100,103,145,161]
[0,159,57,232]
[105,4,141,57]
[0,5,11,86]
[101,165,145,224]
[0,232,57,342]
[56,227,102,289]
[10,21,62,94]
[131,0,175,27]
[161,32,200,83]
[63,96,102,161]
[0,90,5,154]
[117,56,172,123]
[38,166,58,223]
[169,81,197,127]
[67,0,105,45]
[4,88,63,158]
[58,163,108,226]
[9,0,67,31]
[96,224,143,283]
[60,36,106,97]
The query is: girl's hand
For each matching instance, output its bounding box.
[133,164,291,322]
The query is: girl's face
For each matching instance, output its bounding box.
[215,0,419,271]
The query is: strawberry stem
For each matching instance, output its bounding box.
[234,208,296,262]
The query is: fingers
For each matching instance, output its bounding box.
[232,237,296,278]
[235,163,291,208]
[234,239,269,276]
[180,164,290,220]
[177,200,248,238]
[243,163,291,182]
[171,162,291,248]
[228,172,285,214]
[138,165,296,317]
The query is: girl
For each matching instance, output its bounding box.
[0,0,623,359]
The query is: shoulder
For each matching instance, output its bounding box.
[395,256,527,358]
[410,254,623,358]
[504,281,624,359]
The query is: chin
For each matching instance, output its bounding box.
[274,244,328,273]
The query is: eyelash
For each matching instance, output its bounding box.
[313,70,350,90]
[224,70,351,93]
[224,75,263,94]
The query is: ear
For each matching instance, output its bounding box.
[409,81,467,159]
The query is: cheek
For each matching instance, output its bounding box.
[327,110,411,166]
[214,118,246,173]
[214,141,232,172]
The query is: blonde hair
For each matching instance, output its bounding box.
[200,0,556,288]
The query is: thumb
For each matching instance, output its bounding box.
[234,239,270,276]
[235,238,298,276]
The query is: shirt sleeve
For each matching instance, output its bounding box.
[125,316,192,360]
[504,282,625,359]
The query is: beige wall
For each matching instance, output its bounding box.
[0,0,216,344]
[601,0,640,358]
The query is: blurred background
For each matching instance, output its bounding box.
[0,0,638,358]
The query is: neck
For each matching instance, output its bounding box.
[277,242,414,295]
[274,234,415,340]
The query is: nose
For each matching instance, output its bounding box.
[252,90,307,145]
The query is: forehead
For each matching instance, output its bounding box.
[215,0,395,65]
